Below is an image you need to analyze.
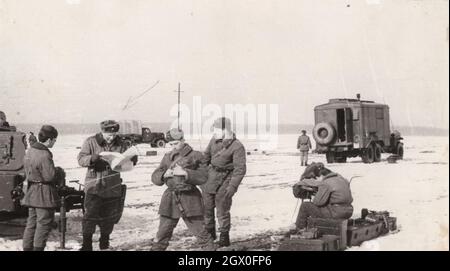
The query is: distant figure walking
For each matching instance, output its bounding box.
[297,130,312,166]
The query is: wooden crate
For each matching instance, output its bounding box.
[278,235,341,251]
[346,219,384,246]
[307,217,347,250]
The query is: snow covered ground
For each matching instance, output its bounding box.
[0,134,448,251]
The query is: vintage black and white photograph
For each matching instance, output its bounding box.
[0,0,448,253]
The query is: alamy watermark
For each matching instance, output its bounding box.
[168,96,279,150]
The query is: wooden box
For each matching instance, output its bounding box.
[278,235,341,251]
[307,217,348,249]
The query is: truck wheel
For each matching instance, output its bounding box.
[362,146,375,164]
[396,143,404,159]
[156,139,166,148]
[326,152,335,163]
[335,156,347,163]
[374,144,382,162]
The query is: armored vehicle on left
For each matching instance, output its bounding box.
[0,124,27,216]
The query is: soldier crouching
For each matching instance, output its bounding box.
[77,120,137,251]
[150,128,214,251]
[293,162,353,230]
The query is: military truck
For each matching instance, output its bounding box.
[118,120,167,148]
[312,94,404,164]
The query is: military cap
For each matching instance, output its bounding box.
[213,117,232,131]
[38,125,58,142]
[167,128,184,142]
[100,120,120,133]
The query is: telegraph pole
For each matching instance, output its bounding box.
[175,82,183,130]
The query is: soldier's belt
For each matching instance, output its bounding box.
[28,181,56,187]
[210,165,233,173]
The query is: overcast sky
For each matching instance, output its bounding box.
[1,0,448,128]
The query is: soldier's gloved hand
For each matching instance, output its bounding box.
[225,186,237,198]
[93,160,109,172]
[54,167,66,186]
[131,155,138,166]
[91,154,101,163]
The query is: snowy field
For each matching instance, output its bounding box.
[0,134,448,251]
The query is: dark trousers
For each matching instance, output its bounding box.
[203,184,233,233]
[295,202,332,229]
[152,215,212,251]
[82,193,121,236]
[300,151,309,166]
[23,207,55,250]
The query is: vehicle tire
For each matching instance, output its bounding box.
[335,156,347,163]
[362,145,375,164]
[156,139,166,148]
[396,143,404,159]
[313,122,335,146]
[326,152,335,163]
[374,144,382,162]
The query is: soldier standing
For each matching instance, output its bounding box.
[150,128,213,251]
[297,130,312,166]
[202,117,246,247]
[22,125,61,251]
[77,120,137,251]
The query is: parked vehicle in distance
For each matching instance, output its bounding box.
[118,120,167,148]
[313,94,404,164]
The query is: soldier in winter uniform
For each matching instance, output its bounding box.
[77,120,137,251]
[297,130,312,166]
[293,162,353,230]
[22,125,63,251]
[202,117,247,247]
[150,128,213,251]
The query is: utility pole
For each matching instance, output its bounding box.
[175,82,183,130]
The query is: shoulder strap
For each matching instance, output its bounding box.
[213,138,236,159]
[168,152,189,169]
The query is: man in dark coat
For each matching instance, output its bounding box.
[293,162,353,230]
[297,130,312,166]
[77,120,137,251]
[22,125,61,251]
[202,117,246,247]
[151,128,213,251]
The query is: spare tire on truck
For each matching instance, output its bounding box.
[313,122,335,145]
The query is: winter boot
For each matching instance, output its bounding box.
[33,247,44,251]
[207,227,217,240]
[218,232,230,247]
[79,234,93,251]
[99,234,110,250]
[23,247,33,251]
